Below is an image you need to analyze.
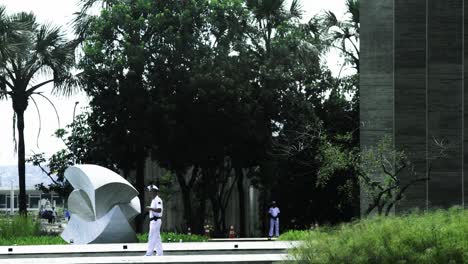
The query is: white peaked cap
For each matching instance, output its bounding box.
[147,185,159,191]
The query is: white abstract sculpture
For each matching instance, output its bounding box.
[61,164,141,244]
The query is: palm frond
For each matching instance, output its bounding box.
[72,11,96,42]
[9,11,37,31]
[36,24,65,52]
[29,96,42,148]
[321,11,339,29]
[289,0,303,20]
[52,71,84,97]
[346,0,359,25]
[35,92,61,128]
[73,0,109,42]
[246,0,286,21]
[0,8,34,61]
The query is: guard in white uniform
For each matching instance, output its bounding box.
[268,201,280,238]
[145,185,164,256]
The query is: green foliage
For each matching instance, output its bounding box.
[75,0,360,233]
[137,232,208,243]
[289,208,468,263]
[0,215,67,245]
[272,127,359,228]
[0,216,40,239]
[0,236,66,246]
[279,230,314,241]
[358,135,449,216]
[315,0,360,71]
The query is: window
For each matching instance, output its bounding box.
[6,195,17,208]
[29,195,40,208]
[0,194,5,208]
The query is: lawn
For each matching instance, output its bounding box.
[0,215,206,245]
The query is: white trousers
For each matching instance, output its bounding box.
[268,218,279,237]
[145,219,163,256]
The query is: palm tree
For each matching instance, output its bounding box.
[318,0,359,72]
[246,0,305,57]
[0,11,78,215]
[0,6,28,64]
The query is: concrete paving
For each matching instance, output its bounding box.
[0,253,291,264]
[0,241,298,262]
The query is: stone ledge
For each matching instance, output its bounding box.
[0,241,299,255]
[0,253,290,264]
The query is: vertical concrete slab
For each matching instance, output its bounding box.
[427,0,463,208]
[464,0,468,208]
[394,0,428,212]
[360,0,394,214]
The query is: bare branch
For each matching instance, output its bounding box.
[30,151,59,185]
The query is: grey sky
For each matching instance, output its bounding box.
[0,0,349,166]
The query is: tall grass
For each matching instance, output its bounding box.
[279,230,314,241]
[0,216,40,238]
[288,207,468,263]
[0,215,66,245]
[0,236,67,246]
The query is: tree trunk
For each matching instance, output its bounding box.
[194,197,206,234]
[236,167,246,237]
[135,157,145,233]
[16,110,27,216]
[181,183,193,230]
[210,197,223,237]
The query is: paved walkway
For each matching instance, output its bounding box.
[0,241,298,256]
[0,253,290,264]
[0,241,296,263]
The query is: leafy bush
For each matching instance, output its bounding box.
[138,232,208,243]
[289,208,468,263]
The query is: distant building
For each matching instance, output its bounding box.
[0,165,60,213]
[0,187,63,213]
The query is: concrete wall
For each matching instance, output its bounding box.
[360,0,394,213]
[361,0,467,213]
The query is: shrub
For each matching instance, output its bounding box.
[289,208,468,263]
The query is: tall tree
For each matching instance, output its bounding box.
[0,11,77,214]
[75,0,155,232]
[244,0,327,232]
